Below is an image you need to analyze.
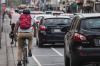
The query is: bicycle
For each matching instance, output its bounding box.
[22,38,28,66]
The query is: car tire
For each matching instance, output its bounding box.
[36,39,38,45]
[38,39,43,47]
[70,53,81,66]
[64,47,70,66]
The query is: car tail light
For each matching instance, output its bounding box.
[80,51,84,55]
[74,33,87,41]
[40,25,46,30]
[35,21,39,24]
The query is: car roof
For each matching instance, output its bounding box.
[75,13,100,18]
[44,16,70,19]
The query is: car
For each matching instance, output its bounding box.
[32,14,52,37]
[36,16,71,47]
[64,13,100,66]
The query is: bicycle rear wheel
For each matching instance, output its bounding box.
[23,48,27,66]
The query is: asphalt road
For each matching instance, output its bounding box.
[4,14,99,66]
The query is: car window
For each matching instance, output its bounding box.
[36,16,43,20]
[46,12,52,14]
[81,18,100,30]
[70,17,78,30]
[53,13,63,15]
[43,18,70,25]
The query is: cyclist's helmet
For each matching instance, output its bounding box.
[23,8,30,14]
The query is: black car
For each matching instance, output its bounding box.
[36,16,71,47]
[64,13,100,66]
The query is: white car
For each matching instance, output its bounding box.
[31,14,53,24]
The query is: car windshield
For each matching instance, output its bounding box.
[43,18,70,25]
[81,18,100,30]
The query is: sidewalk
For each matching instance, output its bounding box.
[0,15,17,66]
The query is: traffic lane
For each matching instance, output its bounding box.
[32,44,64,66]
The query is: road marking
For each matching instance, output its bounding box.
[51,47,63,56]
[32,53,42,66]
[34,55,62,56]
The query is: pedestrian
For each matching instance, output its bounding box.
[2,6,7,22]
[13,9,36,66]
[10,9,20,25]
[8,11,12,25]
[71,2,77,13]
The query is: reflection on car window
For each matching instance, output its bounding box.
[43,18,70,25]
[81,18,100,30]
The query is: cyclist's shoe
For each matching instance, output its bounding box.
[17,62,22,66]
[28,50,32,57]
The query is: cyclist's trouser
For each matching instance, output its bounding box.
[17,32,33,61]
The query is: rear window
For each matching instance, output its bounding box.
[45,12,52,14]
[43,18,70,25]
[81,18,100,30]
[53,13,63,15]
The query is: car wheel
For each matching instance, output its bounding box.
[64,47,70,66]
[70,53,81,66]
[38,39,43,47]
[36,39,38,45]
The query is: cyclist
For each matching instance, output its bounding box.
[14,9,35,66]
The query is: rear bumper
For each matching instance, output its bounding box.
[39,33,65,43]
[78,48,100,62]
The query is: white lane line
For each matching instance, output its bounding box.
[32,53,42,66]
[34,55,62,56]
[51,47,63,56]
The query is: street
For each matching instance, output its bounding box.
[0,14,98,66]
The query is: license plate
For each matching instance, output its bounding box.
[94,39,100,46]
[54,29,61,32]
